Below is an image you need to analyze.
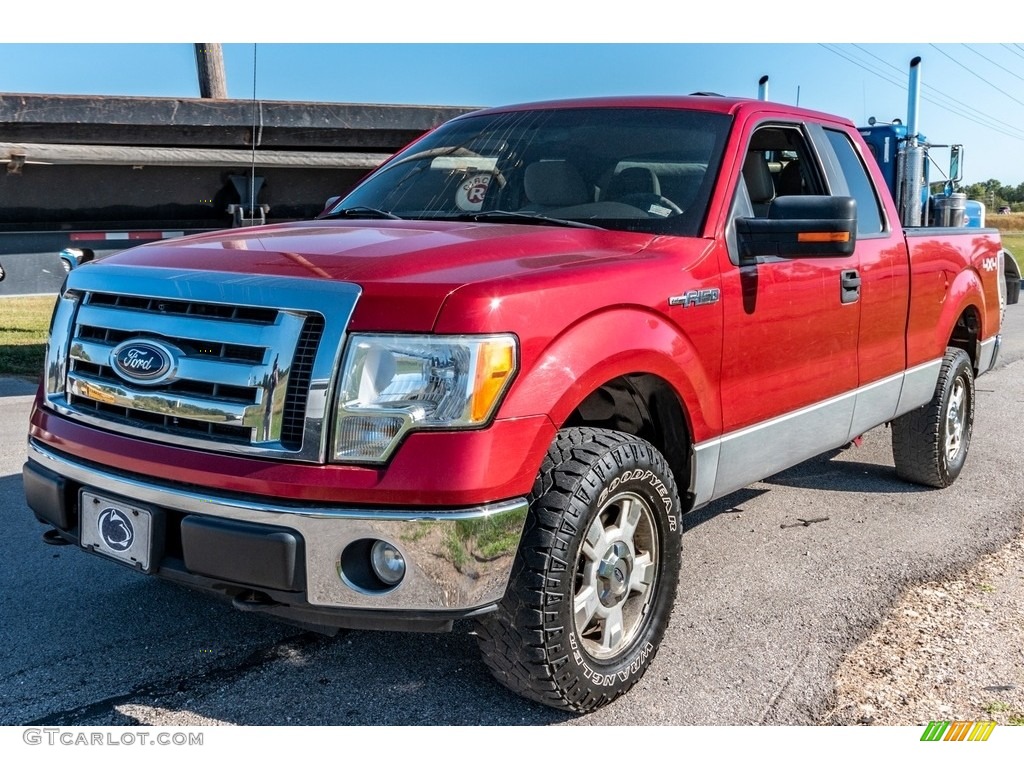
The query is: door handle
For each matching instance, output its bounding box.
[841,269,861,304]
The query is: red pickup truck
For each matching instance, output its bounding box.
[24,96,1009,713]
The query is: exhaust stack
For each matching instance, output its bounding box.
[906,56,922,139]
[758,75,769,101]
[898,57,926,227]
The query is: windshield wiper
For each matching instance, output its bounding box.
[463,210,604,230]
[320,206,403,221]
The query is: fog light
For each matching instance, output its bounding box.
[370,540,406,586]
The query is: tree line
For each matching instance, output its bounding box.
[958,179,1024,211]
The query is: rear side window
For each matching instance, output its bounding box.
[824,129,885,236]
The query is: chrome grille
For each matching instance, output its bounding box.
[46,266,361,463]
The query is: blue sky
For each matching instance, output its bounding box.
[3,8,1022,186]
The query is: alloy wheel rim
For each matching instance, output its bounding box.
[945,375,967,462]
[573,491,658,660]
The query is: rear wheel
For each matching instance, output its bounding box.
[475,427,682,712]
[892,347,975,488]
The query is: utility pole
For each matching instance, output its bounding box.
[194,44,228,99]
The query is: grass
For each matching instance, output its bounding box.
[0,295,56,379]
[1001,234,1024,260]
[988,213,1024,263]
[989,212,1024,233]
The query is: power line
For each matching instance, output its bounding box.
[820,44,905,91]
[964,44,1024,84]
[929,44,1024,111]
[850,44,1019,133]
[824,45,1024,141]
[821,45,1024,142]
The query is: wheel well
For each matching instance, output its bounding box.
[949,307,980,371]
[562,374,694,511]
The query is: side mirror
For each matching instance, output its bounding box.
[949,145,963,185]
[736,196,857,261]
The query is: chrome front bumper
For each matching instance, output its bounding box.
[27,439,527,616]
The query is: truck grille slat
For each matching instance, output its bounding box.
[281,316,325,449]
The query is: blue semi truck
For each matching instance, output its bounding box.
[856,57,1022,304]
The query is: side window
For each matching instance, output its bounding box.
[740,125,823,218]
[824,129,885,235]
[728,124,825,265]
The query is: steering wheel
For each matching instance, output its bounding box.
[616,193,683,217]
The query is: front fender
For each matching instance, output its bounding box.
[499,307,721,443]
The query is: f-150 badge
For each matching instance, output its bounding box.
[669,289,721,307]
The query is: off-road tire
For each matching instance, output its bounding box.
[475,427,682,712]
[892,347,975,488]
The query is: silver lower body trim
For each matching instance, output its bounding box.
[691,359,943,507]
[28,440,527,613]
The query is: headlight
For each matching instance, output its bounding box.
[332,334,517,462]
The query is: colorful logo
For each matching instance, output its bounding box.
[920,720,996,742]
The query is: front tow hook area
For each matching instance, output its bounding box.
[42,528,72,546]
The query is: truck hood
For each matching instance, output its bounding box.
[105,219,660,331]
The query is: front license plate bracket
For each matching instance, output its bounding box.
[79,490,164,574]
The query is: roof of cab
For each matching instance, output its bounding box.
[460,95,855,128]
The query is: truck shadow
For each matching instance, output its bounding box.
[684,447,929,532]
[762,450,931,494]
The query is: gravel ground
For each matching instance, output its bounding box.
[823,533,1024,726]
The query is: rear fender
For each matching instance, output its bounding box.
[936,268,988,364]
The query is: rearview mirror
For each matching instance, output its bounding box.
[321,196,342,216]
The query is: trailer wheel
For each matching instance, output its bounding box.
[475,427,681,712]
[891,347,975,488]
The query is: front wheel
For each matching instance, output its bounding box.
[891,347,975,488]
[475,428,682,712]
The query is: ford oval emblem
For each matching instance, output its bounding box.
[110,339,178,385]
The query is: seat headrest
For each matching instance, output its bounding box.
[743,152,775,204]
[604,166,661,200]
[777,159,804,196]
[524,161,590,207]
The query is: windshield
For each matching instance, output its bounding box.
[328,107,731,236]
